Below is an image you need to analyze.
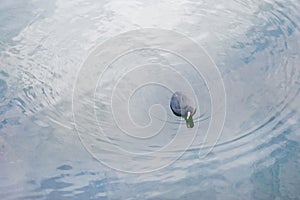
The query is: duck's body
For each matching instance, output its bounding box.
[170,91,196,128]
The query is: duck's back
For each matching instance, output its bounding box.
[170,92,195,117]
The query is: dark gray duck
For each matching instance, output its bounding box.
[170,91,196,128]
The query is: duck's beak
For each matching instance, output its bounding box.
[185,111,194,128]
[187,111,191,119]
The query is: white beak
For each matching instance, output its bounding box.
[187,111,191,119]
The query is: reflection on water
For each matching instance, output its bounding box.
[0,0,300,199]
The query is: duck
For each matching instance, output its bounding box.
[170,91,196,128]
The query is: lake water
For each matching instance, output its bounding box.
[0,0,300,199]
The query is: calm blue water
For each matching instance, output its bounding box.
[1,0,300,199]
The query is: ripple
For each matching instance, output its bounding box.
[0,0,300,199]
[0,79,7,102]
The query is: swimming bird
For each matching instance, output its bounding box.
[170,91,196,128]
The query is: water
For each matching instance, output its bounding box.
[0,0,300,199]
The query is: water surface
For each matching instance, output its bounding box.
[0,0,300,199]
